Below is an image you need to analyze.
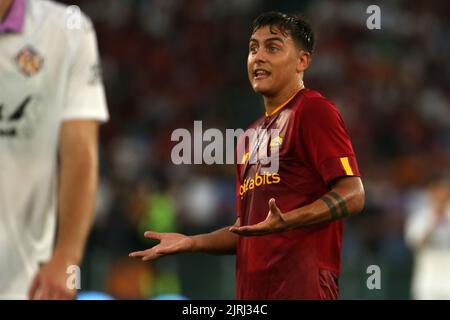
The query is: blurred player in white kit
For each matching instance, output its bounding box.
[0,0,108,299]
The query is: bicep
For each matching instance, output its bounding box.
[329,176,365,215]
[330,176,364,193]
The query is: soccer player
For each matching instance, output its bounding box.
[129,12,365,299]
[0,0,108,299]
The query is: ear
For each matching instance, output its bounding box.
[296,50,311,73]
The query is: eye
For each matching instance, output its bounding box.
[249,46,258,54]
[268,46,279,53]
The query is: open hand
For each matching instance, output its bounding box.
[28,257,77,300]
[129,231,194,261]
[229,198,288,236]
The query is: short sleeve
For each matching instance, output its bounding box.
[299,98,360,185]
[62,17,109,122]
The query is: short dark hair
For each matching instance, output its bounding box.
[252,12,315,54]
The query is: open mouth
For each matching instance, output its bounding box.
[253,69,271,80]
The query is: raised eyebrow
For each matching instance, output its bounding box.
[264,37,285,44]
[249,37,285,46]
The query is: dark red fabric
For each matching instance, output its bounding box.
[235,88,359,299]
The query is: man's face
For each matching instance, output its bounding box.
[247,25,303,97]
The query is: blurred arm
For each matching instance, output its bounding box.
[29,120,99,299]
[230,177,365,236]
[129,219,240,261]
[190,218,240,254]
[284,176,365,228]
[405,184,450,250]
[405,201,439,250]
[55,120,99,265]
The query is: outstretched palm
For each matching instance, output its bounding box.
[129,231,194,261]
[229,198,288,236]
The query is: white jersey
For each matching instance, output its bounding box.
[405,192,450,299]
[0,0,108,299]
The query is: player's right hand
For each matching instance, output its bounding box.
[129,231,194,261]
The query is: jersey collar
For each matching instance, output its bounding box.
[264,87,304,117]
[0,0,25,34]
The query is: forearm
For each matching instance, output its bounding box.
[406,215,439,249]
[55,150,98,265]
[418,206,447,247]
[417,226,437,248]
[190,225,239,255]
[283,177,365,229]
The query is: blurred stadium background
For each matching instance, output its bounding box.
[60,0,450,299]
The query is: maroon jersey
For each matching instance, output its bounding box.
[235,88,360,299]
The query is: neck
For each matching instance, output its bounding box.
[0,0,13,22]
[263,81,304,116]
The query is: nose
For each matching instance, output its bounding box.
[251,48,267,65]
[256,51,267,64]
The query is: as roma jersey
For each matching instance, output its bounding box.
[235,88,360,299]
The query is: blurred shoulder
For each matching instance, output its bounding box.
[30,0,94,34]
[297,88,340,118]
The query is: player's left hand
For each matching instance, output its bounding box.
[229,198,289,236]
[28,256,77,300]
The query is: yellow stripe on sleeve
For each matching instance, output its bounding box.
[340,157,354,175]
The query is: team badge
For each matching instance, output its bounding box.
[15,45,44,77]
[270,136,283,149]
